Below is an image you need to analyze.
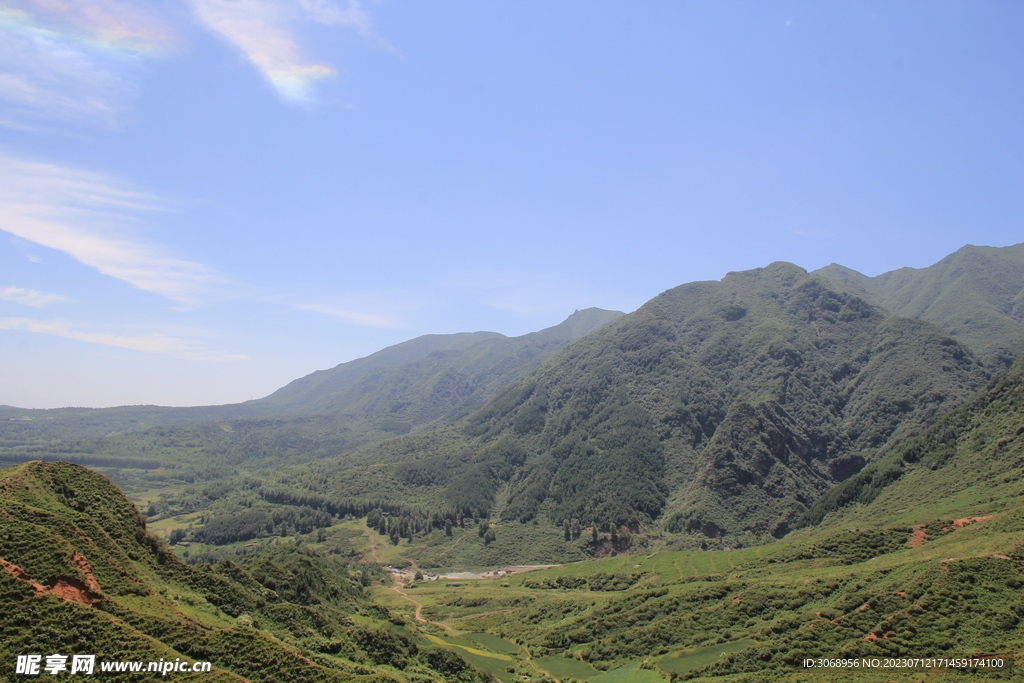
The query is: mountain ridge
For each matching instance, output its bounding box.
[815,241,1024,369]
[0,308,624,445]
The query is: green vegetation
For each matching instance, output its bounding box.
[283,262,990,547]
[800,355,1024,529]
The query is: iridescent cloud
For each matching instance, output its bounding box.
[189,0,374,104]
[9,0,178,53]
[0,1,178,123]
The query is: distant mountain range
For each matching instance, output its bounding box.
[5,242,1024,680]
[2,243,1022,547]
[0,307,624,445]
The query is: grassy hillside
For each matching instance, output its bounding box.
[0,461,491,682]
[384,508,1023,682]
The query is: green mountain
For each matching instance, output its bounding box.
[0,308,622,448]
[0,461,490,683]
[7,359,1024,682]
[287,262,990,546]
[815,242,1024,370]
[7,252,1007,554]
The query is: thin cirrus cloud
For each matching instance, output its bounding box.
[0,1,178,125]
[0,316,246,360]
[0,286,70,307]
[188,0,377,104]
[0,153,228,304]
[297,302,404,329]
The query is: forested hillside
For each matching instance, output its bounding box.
[3,245,1022,558]
[5,247,1024,681]
[264,262,990,546]
[6,358,1024,681]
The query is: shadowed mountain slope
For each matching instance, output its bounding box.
[799,354,1024,531]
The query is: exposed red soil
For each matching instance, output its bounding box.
[992,554,1013,560]
[911,516,991,543]
[0,553,102,606]
[951,515,992,529]
[0,556,45,592]
[44,578,99,605]
[72,552,102,593]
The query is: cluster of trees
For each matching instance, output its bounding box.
[477,521,496,545]
[190,505,333,545]
[367,506,475,545]
[523,572,645,591]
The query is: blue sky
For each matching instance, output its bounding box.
[1,1,1021,408]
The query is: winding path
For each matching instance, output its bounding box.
[389,583,456,634]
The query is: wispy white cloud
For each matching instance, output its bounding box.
[0,316,247,360]
[297,302,403,328]
[0,286,70,307]
[0,153,228,303]
[0,3,178,124]
[188,0,379,104]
